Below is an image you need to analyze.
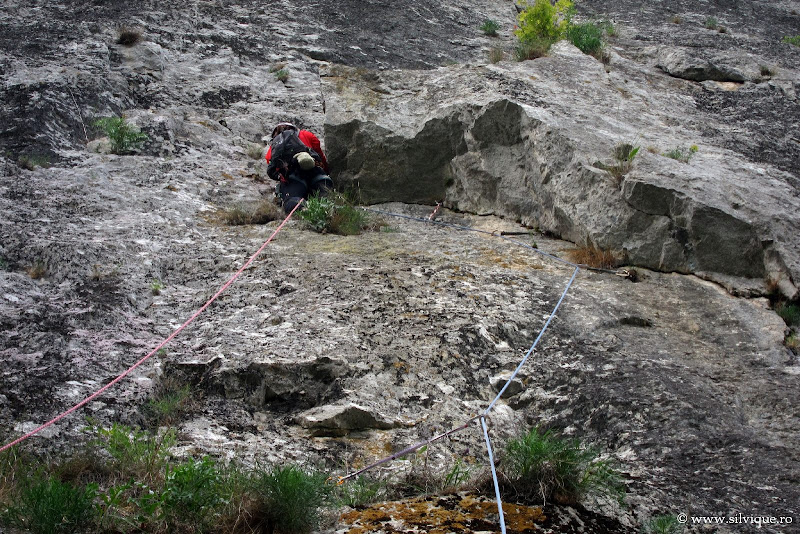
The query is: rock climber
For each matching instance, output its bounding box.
[264,122,333,213]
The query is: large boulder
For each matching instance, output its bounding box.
[322,42,800,297]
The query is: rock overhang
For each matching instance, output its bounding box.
[322,42,800,298]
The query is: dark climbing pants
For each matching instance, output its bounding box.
[277,167,333,214]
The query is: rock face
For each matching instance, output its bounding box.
[322,41,800,297]
[1,0,799,533]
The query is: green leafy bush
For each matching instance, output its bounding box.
[2,475,97,534]
[503,427,624,504]
[782,35,800,46]
[94,116,148,154]
[162,457,226,529]
[776,302,800,326]
[480,19,501,36]
[248,464,329,534]
[515,0,573,46]
[299,194,372,235]
[704,16,718,30]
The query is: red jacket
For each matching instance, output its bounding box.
[265,129,329,173]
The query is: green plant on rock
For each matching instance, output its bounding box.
[704,16,718,30]
[643,514,683,534]
[598,142,639,186]
[782,35,800,46]
[274,68,290,82]
[143,378,197,429]
[503,426,624,504]
[150,279,164,295]
[567,20,606,57]
[776,302,800,327]
[663,145,698,163]
[1,474,97,534]
[87,422,175,484]
[480,19,501,36]
[515,0,573,46]
[94,116,148,154]
[299,193,373,236]
[334,475,387,508]
[162,456,226,530]
[246,464,329,534]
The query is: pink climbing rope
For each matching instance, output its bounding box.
[0,201,304,454]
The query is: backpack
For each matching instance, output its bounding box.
[269,129,319,171]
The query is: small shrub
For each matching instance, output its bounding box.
[93,116,148,154]
[162,457,226,530]
[221,199,282,226]
[27,260,46,279]
[488,47,505,63]
[334,475,387,508]
[0,257,8,271]
[116,27,141,46]
[143,378,197,428]
[480,19,501,36]
[275,68,289,82]
[503,427,624,504]
[599,142,639,186]
[87,422,175,484]
[566,243,619,269]
[150,279,164,295]
[299,194,373,235]
[515,0,573,45]
[782,35,800,46]
[247,464,329,534]
[704,16,718,30]
[776,302,800,326]
[643,514,683,534]
[567,21,605,57]
[670,15,682,24]
[760,65,774,77]
[2,475,97,534]
[662,145,698,163]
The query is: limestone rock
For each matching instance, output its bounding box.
[322,43,800,296]
[297,402,396,436]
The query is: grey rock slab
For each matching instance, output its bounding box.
[323,42,800,297]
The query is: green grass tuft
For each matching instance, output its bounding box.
[94,116,148,154]
[643,514,683,534]
[567,21,605,57]
[782,35,800,46]
[503,427,624,504]
[1,474,97,534]
[776,302,800,326]
[480,19,501,36]
[247,464,329,534]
